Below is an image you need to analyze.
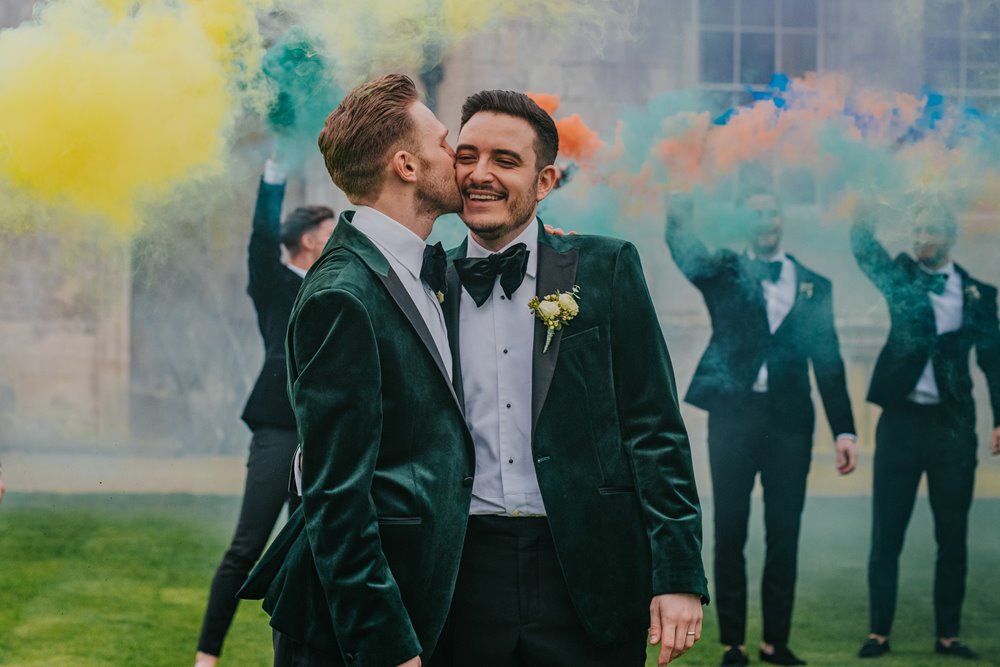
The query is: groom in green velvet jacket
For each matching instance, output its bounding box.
[434,90,709,667]
[240,75,474,667]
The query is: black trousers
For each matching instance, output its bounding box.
[197,427,301,656]
[435,515,647,667]
[708,395,813,647]
[867,402,977,638]
[273,629,341,667]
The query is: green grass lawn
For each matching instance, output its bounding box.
[0,493,997,666]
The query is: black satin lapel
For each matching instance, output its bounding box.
[531,242,580,438]
[443,265,465,412]
[376,267,461,409]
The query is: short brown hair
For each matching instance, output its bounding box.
[317,74,419,200]
[460,90,559,170]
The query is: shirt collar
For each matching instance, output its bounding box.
[466,217,539,279]
[919,260,956,277]
[350,206,427,281]
[285,262,308,279]
[747,248,787,264]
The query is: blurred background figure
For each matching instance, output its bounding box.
[0,458,6,505]
[193,159,335,667]
[666,190,858,667]
[851,199,1000,661]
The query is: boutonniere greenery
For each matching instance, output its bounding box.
[528,285,581,353]
[799,282,814,299]
[965,284,981,301]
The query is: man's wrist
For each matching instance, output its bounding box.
[263,159,287,185]
[835,433,857,443]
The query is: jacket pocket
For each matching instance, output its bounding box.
[376,516,423,525]
[560,326,600,352]
[597,486,636,496]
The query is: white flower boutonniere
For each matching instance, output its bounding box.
[799,282,814,299]
[965,284,981,301]
[436,290,445,304]
[529,285,581,353]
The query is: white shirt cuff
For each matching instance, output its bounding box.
[263,159,287,185]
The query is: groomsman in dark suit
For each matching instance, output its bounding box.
[240,74,473,667]
[851,200,1000,661]
[437,91,708,667]
[666,191,858,667]
[194,161,335,667]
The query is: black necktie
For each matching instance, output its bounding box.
[420,242,447,296]
[751,259,783,283]
[454,243,529,307]
[925,272,948,295]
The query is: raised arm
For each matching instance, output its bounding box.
[247,159,287,301]
[665,194,721,286]
[849,201,901,295]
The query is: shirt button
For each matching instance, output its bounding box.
[506,403,511,408]
[508,458,514,464]
[503,348,508,354]
[500,295,506,300]
[462,476,473,487]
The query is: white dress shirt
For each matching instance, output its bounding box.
[750,250,796,393]
[461,219,544,516]
[909,261,963,404]
[286,262,307,279]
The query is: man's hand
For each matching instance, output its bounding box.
[990,426,1000,456]
[836,435,858,475]
[648,593,702,666]
[0,478,5,505]
[543,223,576,236]
[396,657,420,667]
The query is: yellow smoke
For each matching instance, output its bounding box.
[286,0,626,78]
[0,0,268,232]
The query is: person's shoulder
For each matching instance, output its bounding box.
[788,256,832,290]
[958,266,998,298]
[298,247,374,304]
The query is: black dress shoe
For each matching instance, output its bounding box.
[759,645,806,665]
[721,646,749,666]
[858,638,890,658]
[935,640,979,660]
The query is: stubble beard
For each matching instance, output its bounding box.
[416,157,463,218]
[463,181,538,243]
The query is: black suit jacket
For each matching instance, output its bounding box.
[666,217,855,437]
[850,220,1000,425]
[241,179,302,431]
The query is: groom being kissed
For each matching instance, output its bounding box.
[435,90,708,667]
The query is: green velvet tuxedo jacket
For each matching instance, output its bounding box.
[240,213,475,667]
[443,226,709,645]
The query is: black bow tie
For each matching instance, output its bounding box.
[751,258,783,283]
[420,242,447,296]
[924,272,948,295]
[453,243,529,307]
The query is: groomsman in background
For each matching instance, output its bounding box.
[851,199,1000,661]
[666,190,858,667]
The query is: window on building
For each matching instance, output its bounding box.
[698,0,823,204]
[924,0,1000,114]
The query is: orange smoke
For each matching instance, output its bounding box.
[526,91,560,116]
[526,92,603,162]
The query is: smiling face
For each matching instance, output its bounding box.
[455,112,556,248]
[410,101,463,216]
[744,192,784,258]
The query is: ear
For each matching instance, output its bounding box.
[390,149,418,185]
[534,164,559,202]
